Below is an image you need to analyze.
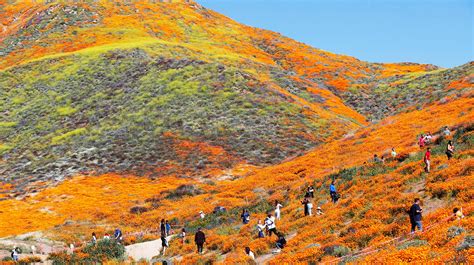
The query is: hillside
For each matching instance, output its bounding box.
[0,0,473,264]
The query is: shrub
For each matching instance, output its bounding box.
[447,226,465,240]
[456,235,473,251]
[82,239,126,262]
[397,239,429,250]
[323,244,351,257]
[165,184,203,199]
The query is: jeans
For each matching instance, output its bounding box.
[258,231,264,238]
[411,221,422,232]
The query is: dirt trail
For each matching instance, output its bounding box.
[125,235,174,262]
[254,232,297,265]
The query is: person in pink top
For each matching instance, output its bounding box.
[418,134,426,148]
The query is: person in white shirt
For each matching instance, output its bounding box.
[245,246,255,260]
[199,211,205,219]
[391,147,397,158]
[256,220,266,238]
[265,214,277,237]
[274,200,283,220]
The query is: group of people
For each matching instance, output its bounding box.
[91,228,123,245]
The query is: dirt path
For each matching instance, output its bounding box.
[125,235,174,262]
[255,232,297,265]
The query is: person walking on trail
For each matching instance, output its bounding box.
[446,141,455,160]
[409,198,423,233]
[419,134,426,148]
[306,186,315,198]
[114,228,123,243]
[195,228,206,254]
[160,219,166,235]
[180,228,186,244]
[160,232,169,256]
[257,220,266,238]
[11,247,19,262]
[165,220,172,236]
[245,246,255,260]
[301,197,310,216]
[275,200,283,220]
[391,147,397,159]
[92,232,97,245]
[241,209,250,224]
[443,126,451,136]
[330,181,338,203]
[265,214,277,237]
[424,132,433,144]
[424,147,431,173]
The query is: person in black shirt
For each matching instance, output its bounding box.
[160,219,166,235]
[195,228,206,254]
[409,198,423,233]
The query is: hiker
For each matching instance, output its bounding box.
[195,228,206,254]
[307,186,315,198]
[180,228,186,244]
[330,181,338,203]
[245,246,255,260]
[446,140,454,160]
[114,228,123,243]
[160,219,166,235]
[424,147,431,173]
[165,220,172,236]
[373,154,382,163]
[424,132,433,144]
[256,220,266,238]
[92,232,97,245]
[316,206,324,215]
[104,233,111,240]
[11,247,19,261]
[241,209,250,224]
[274,232,286,253]
[301,197,310,216]
[409,198,423,233]
[199,211,205,219]
[443,126,451,136]
[453,207,464,220]
[391,147,397,158]
[161,232,168,256]
[265,214,277,237]
[31,245,37,255]
[275,200,283,220]
[419,134,426,148]
[307,198,313,216]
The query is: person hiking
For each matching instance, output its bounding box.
[165,220,172,236]
[391,147,397,158]
[245,246,255,260]
[92,232,97,245]
[195,228,206,254]
[103,233,111,240]
[275,200,283,220]
[446,140,454,160]
[443,126,451,136]
[424,132,433,144]
[301,196,310,216]
[11,247,19,261]
[307,198,313,216]
[424,147,431,173]
[409,198,423,233]
[241,209,250,224]
[453,207,464,220]
[160,232,168,256]
[180,228,186,244]
[274,232,286,253]
[330,181,338,203]
[160,219,166,235]
[114,228,123,243]
[307,186,315,198]
[265,214,277,237]
[373,154,382,163]
[419,134,426,148]
[199,211,205,219]
[256,220,266,238]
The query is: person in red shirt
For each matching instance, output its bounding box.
[424,147,431,173]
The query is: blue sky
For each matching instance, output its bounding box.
[197,0,473,68]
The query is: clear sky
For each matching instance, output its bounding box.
[197,0,473,68]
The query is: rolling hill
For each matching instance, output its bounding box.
[0,0,473,264]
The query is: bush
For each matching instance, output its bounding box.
[456,235,473,251]
[323,244,351,257]
[82,239,126,262]
[397,239,429,250]
[447,226,465,239]
[165,184,203,199]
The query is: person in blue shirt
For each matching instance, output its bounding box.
[409,198,423,233]
[241,209,250,224]
[330,181,337,203]
[114,228,123,243]
[165,220,172,236]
